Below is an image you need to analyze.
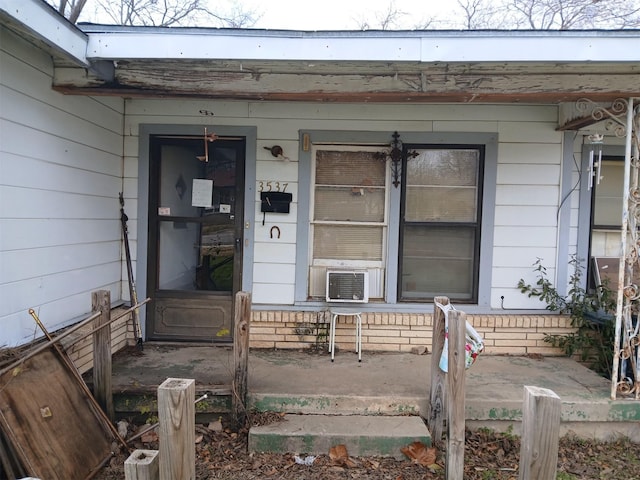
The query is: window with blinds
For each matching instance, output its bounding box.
[399,147,483,302]
[310,147,388,299]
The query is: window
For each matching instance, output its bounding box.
[399,147,483,302]
[309,146,389,299]
[590,158,626,258]
[590,157,625,289]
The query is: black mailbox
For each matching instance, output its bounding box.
[261,192,292,213]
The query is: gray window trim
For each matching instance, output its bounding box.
[296,130,497,308]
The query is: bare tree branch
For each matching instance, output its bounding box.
[45,0,260,27]
[510,0,640,29]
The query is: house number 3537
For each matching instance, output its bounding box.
[258,181,288,193]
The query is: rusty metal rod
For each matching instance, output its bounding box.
[125,393,209,444]
[0,298,149,379]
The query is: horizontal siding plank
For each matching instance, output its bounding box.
[0,28,53,77]
[499,143,562,164]
[247,101,557,122]
[498,121,562,144]
[492,266,556,289]
[0,50,123,134]
[493,246,557,268]
[0,186,118,220]
[493,226,557,247]
[253,242,296,263]
[1,283,120,346]
[1,263,121,317]
[123,98,249,117]
[494,205,558,226]
[1,152,121,197]
[495,185,559,205]
[0,119,122,177]
[433,120,499,132]
[252,283,295,304]
[253,263,296,283]
[1,241,120,283]
[497,164,561,185]
[0,219,120,250]
[256,161,299,182]
[0,86,123,155]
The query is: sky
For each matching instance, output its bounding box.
[245,0,453,30]
[78,0,458,30]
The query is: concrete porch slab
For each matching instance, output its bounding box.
[100,344,640,440]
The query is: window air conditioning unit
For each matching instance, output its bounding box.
[326,270,369,303]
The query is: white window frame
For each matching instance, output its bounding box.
[308,144,390,300]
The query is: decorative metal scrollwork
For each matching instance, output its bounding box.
[375,131,419,188]
[579,97,640,399]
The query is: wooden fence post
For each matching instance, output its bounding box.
[519,386,561,480]
[429,296,448,443]
[446,309,466,480]
[233,291,252,429]
[158,378,195,480]
[92,289,113,420]
[125,449,159,480]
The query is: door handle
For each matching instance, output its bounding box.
[235,238,241,251]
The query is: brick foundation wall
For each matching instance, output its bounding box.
[249,310,575,356]
[61,306,135,374]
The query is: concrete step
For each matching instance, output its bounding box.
[248,414,431,460]
[248,392,425,416]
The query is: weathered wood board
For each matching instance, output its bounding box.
[0,348,113,479]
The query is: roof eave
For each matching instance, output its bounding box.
[0,0,89,67]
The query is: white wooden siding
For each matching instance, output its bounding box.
[125,98,563,309]
[0,29,125,347]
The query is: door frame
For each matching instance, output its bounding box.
[136,124,257,340]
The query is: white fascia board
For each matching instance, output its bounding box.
[0,0,88,66]
[86,33,421,61]
[419,35,640,62]
[84,30,640,63]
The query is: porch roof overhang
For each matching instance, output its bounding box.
[2,1,639,128]
[57,26,640,110]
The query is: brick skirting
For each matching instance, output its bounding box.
[249,311,575,355]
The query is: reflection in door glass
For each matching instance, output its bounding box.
[197,223,234,292]
[158,222,200,290]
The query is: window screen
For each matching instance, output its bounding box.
[310,148,388,298]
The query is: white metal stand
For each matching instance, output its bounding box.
[329,310,362,362]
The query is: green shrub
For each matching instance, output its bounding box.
[518,256,615,378]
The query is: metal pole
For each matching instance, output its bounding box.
[611,97,635,400]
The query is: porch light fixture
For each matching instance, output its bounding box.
[587,132,604,190]
[375,131,419,188]
[264,145,289,161]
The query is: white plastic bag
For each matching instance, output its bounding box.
[435,301,484,373]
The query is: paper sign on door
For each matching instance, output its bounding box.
[192,179,213,208]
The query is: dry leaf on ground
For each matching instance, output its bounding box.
[401,441,437,467]
[329,444,358,468]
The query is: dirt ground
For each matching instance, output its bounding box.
[95,413,640,480]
